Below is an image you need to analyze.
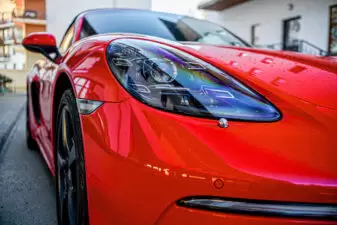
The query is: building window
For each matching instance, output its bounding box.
[282,16,301,51]
[329,5,337,55]
[251,24,260,46]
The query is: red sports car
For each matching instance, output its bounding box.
[23,8,337,225]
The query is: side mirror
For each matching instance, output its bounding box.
[22,32,61,63]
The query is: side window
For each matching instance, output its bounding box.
[59,24,75,54]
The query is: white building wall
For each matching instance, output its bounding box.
[115,0,151,9]
[152,0,204,18]
[46,0,151,43]
[204,0,337,51]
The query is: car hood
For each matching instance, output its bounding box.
[182,44,337,110]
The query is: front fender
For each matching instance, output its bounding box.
[58,36,130,103]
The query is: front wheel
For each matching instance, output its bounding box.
[55,89,89,225]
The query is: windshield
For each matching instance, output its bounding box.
[80,9,249,47]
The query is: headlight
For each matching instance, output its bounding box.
[106,39,281,121]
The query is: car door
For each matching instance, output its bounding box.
[38,20,77,160]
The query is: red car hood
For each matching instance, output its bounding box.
[182,44,337,110]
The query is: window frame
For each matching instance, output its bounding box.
[59,16,82,55]
[79,17,97,40]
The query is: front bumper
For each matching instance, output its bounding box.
[157,205,337,225]
[79,99,337,225]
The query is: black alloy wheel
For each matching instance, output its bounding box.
[55,89,89,225]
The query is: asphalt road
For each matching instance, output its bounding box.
[0,94,57,225]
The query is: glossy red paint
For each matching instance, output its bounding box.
[62,35,130,102]
[22,32,57,47]
[25,31,337,225]
[74,15,85,42]
[81,95,337,225]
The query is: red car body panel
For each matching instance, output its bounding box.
[25,23,337,225]
[81,98,337,225]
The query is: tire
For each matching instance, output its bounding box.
[55,89,89,225]
[26,100,37,150]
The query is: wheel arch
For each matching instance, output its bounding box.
[52,71,77,168]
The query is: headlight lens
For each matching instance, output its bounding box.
[106,39,281,121]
